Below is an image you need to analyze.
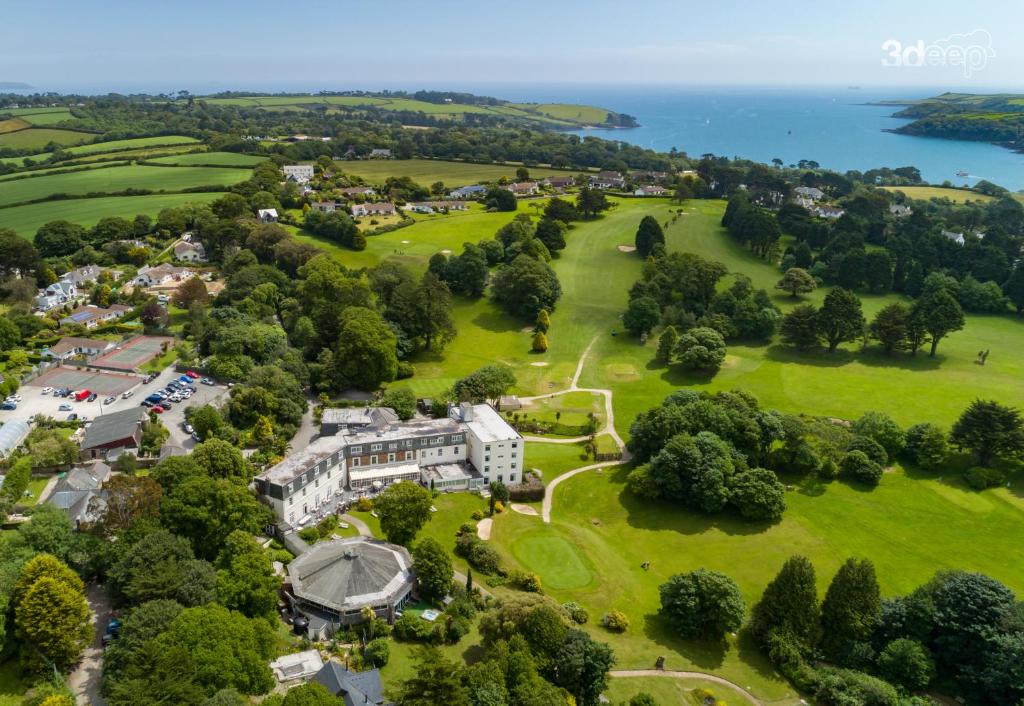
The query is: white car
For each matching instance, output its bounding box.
[123,390,134,399]
[41,387,53,395]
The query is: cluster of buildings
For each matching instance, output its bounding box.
[793,185,846,219]
[35,265,122,312]
[255,402,522,528]
[59,304,132,329]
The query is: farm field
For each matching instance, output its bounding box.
[880,185,995,203]
[0,135,202,166]
[0,118,29,133]
[0,127,94,150]
[509,102,612,124]
[0,192,222,240]
[147,151,269,167]
[339,158,577,186]
[0,161,131,182]
[0,164,251,208]
[11,108,76,126]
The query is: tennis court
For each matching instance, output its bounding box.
[29,367,140,395]
[90,335,174,371]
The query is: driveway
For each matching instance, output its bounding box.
[68,583,110,706]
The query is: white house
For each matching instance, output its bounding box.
[311,201,338,214]
[368,148,392,159]
[794,186,825,201]
[257,208,279,223]
[351,203,397,218]
[590,171,625,189]
[135,264,193,288]
[941,230,966,245]
[35,281,77,311]
[449,185,488,199]
[173,241,206,262]
[504,182,539,196]
[889,204,913,218]
[405,201,468,214]
[811,205,845,219]
[283,165,315,184]
[60,304,132,330]
[339,186,376,198]
[634,185,667,196]
[43,337,114,361]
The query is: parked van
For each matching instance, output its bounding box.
[74,389,91,402]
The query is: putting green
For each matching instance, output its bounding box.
[510,529,594,590]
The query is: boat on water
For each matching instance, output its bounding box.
[956,170,969,177]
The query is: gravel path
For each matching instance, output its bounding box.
[609,670,763,705]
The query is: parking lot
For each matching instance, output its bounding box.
[0,365,229,453]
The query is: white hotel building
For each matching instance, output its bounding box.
[254,403,522,526]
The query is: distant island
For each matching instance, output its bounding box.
[881,92,1024,152]
[0,82,31,89]
[199,90,640,131]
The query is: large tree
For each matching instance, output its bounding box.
[869,302,911,354]
[622,296,661,337]
[575,187,609,219]
[658,569,745,640]
[413,538,453,603]
[15,575,91,672]
[549,629,615,706]
[780,304,821,349]
[374,482,433,546]
[332,306,398,391]
[160,477,272,561]
[816,287,865,353]
[819,558,881,663]
[452,364,516,404]
[673,326,727,371]
[215,531,280,620]
[101,475,162,535]
[634,216,665,257]
[34,220,86,257]
[775,268,816,298]
[912,289,965,358]
[490,254,562,319]
[749,555,819,652]
[950,399,1024,466]
[394,646,470,706]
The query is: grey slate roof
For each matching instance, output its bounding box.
[312,662,388,706]
[288,537,413,614]
[321,406,399,429]
[81,408,146,450]
[48,462,111,525]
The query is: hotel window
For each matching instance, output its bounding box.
[289,497,294,505]
[431,437,443,445]
[352,458,360,467]
[350,445,363,454]
[484,466,490,473]
[388,453,396,463]
[454,446,460,455]
[302,487,307,496]
[452,434,463,442]
[511,442,518,449]
[371,443,383,452]
[370,455,378,464]
[327,471,332,480]
[485,445,491,452]
[511,462,517,469]
[315,479,320,488]
[509,474,516,482]
[388,443,398,450]
[485,455,490,462]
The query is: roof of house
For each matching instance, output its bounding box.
[452,184,487,193]
[138,264,191,281]
[81,408,147,450]
[288,537,414,614]
[354,202,395,213]
[457,403,520,444]
[173,241,205,256]
[258,208,279,218]
[46,337,112,356]
[321,407,399,429]
[60,304,131,324]
[312,661,387,706]
[269,649,324,682]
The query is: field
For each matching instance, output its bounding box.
[509,102,612,125]
[293,195,1024,699]
[0,164,251,208]
[879,185,995,203]
[0,162,131,182]
[0,127,93,150]
[0,135,202,166]
[604,676,757,705]
[10,108,76,126]
[0,118,29,133]
[146,151,268,167]
[338,158,578,186]
[0,192,222,240]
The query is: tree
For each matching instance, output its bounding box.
[394,646,470,706]
[549,629,615,706]
[362,638,390,669]
[656,325,679,362]
[576,187,609,218]
[534,217,567,253]
[950,399,1024,466]
[191,439,250,483]
[622,296,661,338]
[775,268,817,297]
[452,365,516,404]
[817,288,864,353]
[102,475,162,535]
[332,307,398,391]
[534,309,551,333]
[490,254,562,319]
[407,272,457,352]
[544,197,578,223]
[642,432,735,511]
[18,504,74,558]
[0,317,22,353]
[780,304,820,349]
[869,302,911,354]
[877,639,934,691]
[658,569,745,640]
[904,423,947,470]
[215,532,280,620]
[484,187,517,212]
[140,300,169,330]
[375,482,433,545]
[189,405,225,442]
[749,555,819,652]
[413,538,453,603]
[109,529,215,606]
[172,277,210,309]
[840,450,882,486]
[34,220,86,257]
[634,216,665,257]
[674,326,727,371]
[380,387,416,421]
[819,558,881,663]
[851,411,904,458]
[15,575,91,673]
[160,477,272,560]
[912,289,965,358]
[531,330,548,352]
[1003,264,1024,314]
[728,468,786,521]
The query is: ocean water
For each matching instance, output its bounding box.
[503,85,1024,191]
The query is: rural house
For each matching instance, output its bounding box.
[505,182,539,196]
[173,241,207,262]
[794,186,825,201]
[46,461,111,529]
[283,164,315,184]
[368,148,392,159]
[338,186,376,198]
[311,661,388,706]
[890,204,913,217]
[542,176,575,189]
[35,281,78,312]
[60,304,131,330]
[449,184,487,199]
[43,337,115,361]
[634,185,668,196]
[257,208,279,223]
[79,407,147,460]
[311,201,338,213]
[135,264,193,288]
[405,201,467,214]
[590,171,626,189]
[351,202,397,218]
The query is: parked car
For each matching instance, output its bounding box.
[0,402,16,411]
[200,377,214,386]
[41,387,53,395]
[183,423,194,434]
[87,392,98,402]
[185,370,200,379]
[59,403,72,411]
[103,396,116,405]
[122,390,134,399]
[141,400,154,408]
[192,431,201,442]
[151,405,165,414]
[178,376,193,385]
[67,413,78,421]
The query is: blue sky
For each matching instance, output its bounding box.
[4,0,1022,92]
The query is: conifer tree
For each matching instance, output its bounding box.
[819,558,881,663]
[749,555,819,652]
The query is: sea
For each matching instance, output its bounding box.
[12,82,1024,190]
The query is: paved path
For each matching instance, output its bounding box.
[68,583,109,706]
[517,335,631,523]
[341,513,372,537]
[609,670,762,706]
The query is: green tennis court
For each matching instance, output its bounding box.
[90,336,173,370]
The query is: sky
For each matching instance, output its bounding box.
[3,0,1023,94]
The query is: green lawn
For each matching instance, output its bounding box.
[518,390,605,432]
[0,192,222,240]
[0,164,251,207]
[523,441,593,482]
[879,185,994,203]
[508,102,612,125]
[604,675,757,706]
[147,151,269,167]
[338,158,578,186]
[23,476,49,506]
[0,127,93,150]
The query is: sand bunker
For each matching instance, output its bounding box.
[510,504,539,516]
[617,245,636,253]
[476,518,493,540]
[401,240,411,244]
[440,249,453,255]
[530,362,549,367]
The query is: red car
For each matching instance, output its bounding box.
[151,405,165,414]
[185,370,200,379]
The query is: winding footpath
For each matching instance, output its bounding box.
[609,670,763,706]
[517,335,631,522]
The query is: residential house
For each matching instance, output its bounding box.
[283,165,315,184]
[46,461,111,529]
[541,176,575,189]
[270,650,324,683]
[35,281,78,311]
[794,186,825,201]
[255,403,521,526]
[405,201,467,214]
[890,204,913,218]
[368,148,392,159]
[811,205,845,219]
[448,184,488,199]
[257,208,279,223]
[79,408,147,460]
[504,182,539,196]
[634,185,668,196]
[351,202,397,218]
[590,171,625,189]
[942,230,966,245]
[43,337,114,361]
[61,265,119,288]
[312,661,388,705]
[311,201,338,214]
[338,186,376,198]
[135,264,193,288]
[636,170,669,182]
[173,241,206,262]
[60,304,131,330]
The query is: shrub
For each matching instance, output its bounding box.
[316,515,338,538]
[457,522,475,536]
[904,423,948,470]
[818,457,839,480]
[492,501,504,514]
[470,509,484,521]
[851,411,905,458]
[363,638,389,667]
[509,570,542,592]
[355,497,373,512]
[444,615,471,644]
[876,638,934,691]
[840,450,883,486]
[395,361,414,379]
[563,601,589,624]
[846,435,888,466]
[602,610,630,633]
[468,542,501,574]
[964,466,1006,490]
[298,527,320,544]
[508,473,545,502]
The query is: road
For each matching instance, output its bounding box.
[68,583,110,706]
